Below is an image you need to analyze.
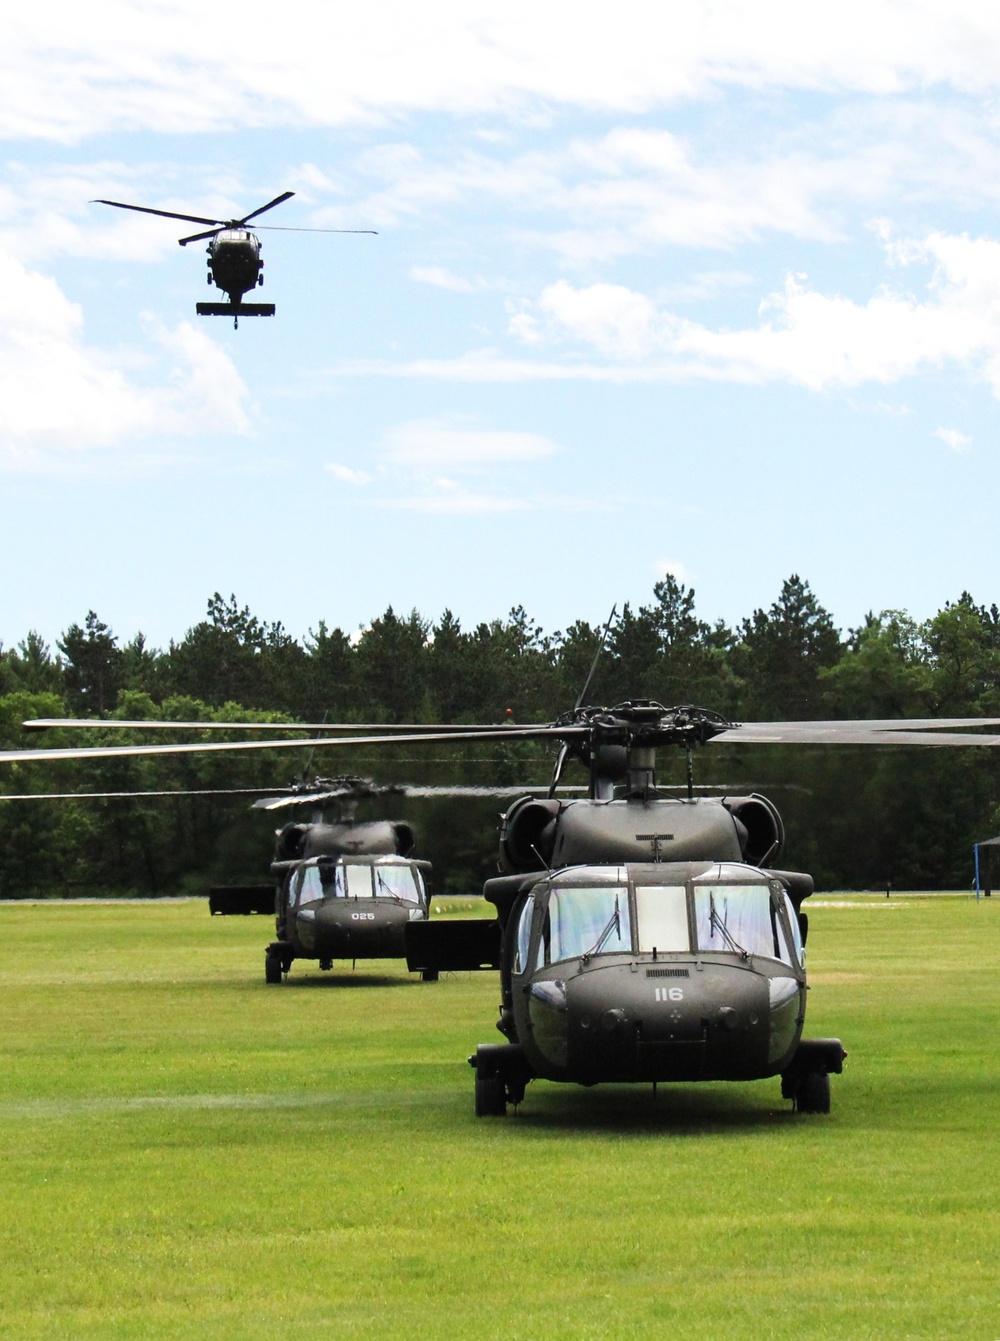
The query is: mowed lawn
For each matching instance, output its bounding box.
[0,895,998,1340]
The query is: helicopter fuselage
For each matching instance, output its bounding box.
[267,851,430,980]
[206,229,263,304]
[472,859,843,1110]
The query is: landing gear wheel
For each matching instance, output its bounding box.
[475,1070,507,1117]
[421,969,439,982]
[265,952,282,985]
[795,1071,831,1114]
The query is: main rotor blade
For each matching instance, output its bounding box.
[20,713,1000,765]
[713,719,1000,745]
[251,782,408,811]
[0,782,788,803]
[0,726,584,766]
[23,718,532,732]
[178,227,225,246]
[92,199,225,227]
[239,190,295,224]
[0,788,285,801]
[732,716,1000,731]
[255,226,378,234]
[405,784,588,797]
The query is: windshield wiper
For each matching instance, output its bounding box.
[582,892,623,962]
[709,892,750,959]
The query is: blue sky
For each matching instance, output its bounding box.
[4,2,1000,651]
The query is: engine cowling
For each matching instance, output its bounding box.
[275,820,416,861]
[722,794,784,866]
[499,792,783,871]
[499,797,560,873]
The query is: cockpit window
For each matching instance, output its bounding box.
[321,865,348,898]
[635,885,689,953]
[545,886,632,964]
[777,892,803,967]
[693,883,779,959]
[514,895,534,975]
[372,864,422,903]
[342,864,372,896]
[297,866,325,907]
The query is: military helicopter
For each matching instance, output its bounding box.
[92,190,376,326]
[408,701,837,1116]
[18,703,1000,1119]
[213,774,433,985]
[1,735,543,987]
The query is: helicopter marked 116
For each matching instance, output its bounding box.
[91,191,376,327]
[18,702,1000,1119]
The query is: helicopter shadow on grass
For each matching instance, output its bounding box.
[505,1083,800,1137]
[277,972,417,990]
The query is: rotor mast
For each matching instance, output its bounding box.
[574,702,736,802]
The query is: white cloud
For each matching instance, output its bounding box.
[340,131,841,257]
[0,248,250,468]
[326,463,374,485]
[654,559,692,584]
[13,98,1000,287]
[380,416,559,467]
[933,426,972,452]
[351,231,1000,396]
[410,266,479,293]
[328,103,1000,268]
[378,487,540,514]
[324,414,579,514]
[9,3,1000,142]
[335,350,651,382]
[530,281,658,358]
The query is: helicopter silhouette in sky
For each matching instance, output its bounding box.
[92,190,376,326]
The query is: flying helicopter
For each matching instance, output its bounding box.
[92,190,376,326]
[18,703,1000,1119]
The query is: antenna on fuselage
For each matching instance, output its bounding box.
[575,605,618,712]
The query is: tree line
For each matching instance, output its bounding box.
[2,575,999,895]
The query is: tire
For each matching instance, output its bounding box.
[421,969,439,983]
[795,1071,831,1114]
[265,953,283,985]
[475,1070,507,1117]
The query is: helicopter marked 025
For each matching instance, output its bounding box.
[247,776,440,985]
[19,702,1000,1119]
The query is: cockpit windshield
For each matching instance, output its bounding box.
[293,861,423,905]
[371,863,422,903]
[693,883,779,959]
[545,886,632,964]
[527,871,800,969]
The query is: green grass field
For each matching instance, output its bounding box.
[1,895,998,1340]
